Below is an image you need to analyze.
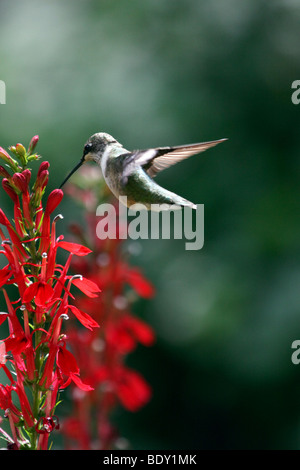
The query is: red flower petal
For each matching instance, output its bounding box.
[70,373,94,391]
[123,314,155,347]
[57,345,79,376]
[23,282,54,307]
[0,312,8,327]
[123,267,155,298]
[61,417,81,439]
[0,266,11,289]
[22,282,38,303]
[116,369,151,412]
[106,325,135,353]
[5,333,29,356]
[68,305,99,330]
[0,384,13,410]
[35,282,54,307]
[57,241,92,256]
[72,276,101,298]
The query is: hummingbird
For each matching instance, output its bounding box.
[59,133,227,210]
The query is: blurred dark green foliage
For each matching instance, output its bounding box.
[0,0,300,449]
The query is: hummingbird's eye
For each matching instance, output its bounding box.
[84,143,92,154]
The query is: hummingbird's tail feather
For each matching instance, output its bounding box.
[147,197,197,211]
[175,196,198,210]
[179,201,197,210]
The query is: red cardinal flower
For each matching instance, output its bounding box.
[23,281,54,307]
[60,181,155,450]
[122,314,155,347]
[122,266,155,298]
[0,138,99,450]
[116,367,152,412]
[57,344,93,391]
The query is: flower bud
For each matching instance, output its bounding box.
[0,165,11,179]
[15,144,27,166]
[27,153,40,162]
[45,189,63,214]
[8,145,17,155]
[0,147,18,171]
[36,169,49,190]
[33,161,50,194]
[15,144,26,158]
[22,169,31,186]
[2,179,18,202]
[28,135,39,155]
[37,161,50,177]
[12,173,28,194]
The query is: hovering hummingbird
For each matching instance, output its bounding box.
[59,133,227,209]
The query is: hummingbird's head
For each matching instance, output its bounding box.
[59,132,120,188]
[82,132,120,164]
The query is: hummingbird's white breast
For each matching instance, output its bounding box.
[100,144,129,199]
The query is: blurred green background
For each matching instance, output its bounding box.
[1,0,300,450]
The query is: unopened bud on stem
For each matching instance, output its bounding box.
[28,135,39,155]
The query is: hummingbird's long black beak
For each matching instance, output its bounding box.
[59,158,84,189]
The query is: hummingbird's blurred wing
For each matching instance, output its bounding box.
[130,138,227,179]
